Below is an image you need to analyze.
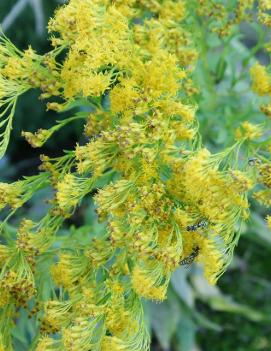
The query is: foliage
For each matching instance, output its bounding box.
[0,1,270,351]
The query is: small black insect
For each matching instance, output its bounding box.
[197,220,208,229]
[187,224,198,231]
[187,220,208,232]
[179,246,200,266]
[248,157,261,166]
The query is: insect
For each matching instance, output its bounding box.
[248,157,261,166]
[187,220,208,232]
[179,246,200,266]
[186,224,198,231]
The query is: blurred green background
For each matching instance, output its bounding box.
[0,1,271,350]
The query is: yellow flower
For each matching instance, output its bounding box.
[253,189,271,206]
[159,0,186,22]
[259,0,271,10]
[36,337,58,351]
[250,63,271,96]
[67,71,111,98]
[229,170,254,192]
[56,174,93,211]
[235,122,263,141]
[260,103,271,118]
[0,289,10,308]
[0,181,24,210]
[101,336,126,351]
[198,238,224,285]
[62,317,102,351]
[22,129,52,148]
[131,264,168,301]
[258,163,271,188]
[110,78,140,114]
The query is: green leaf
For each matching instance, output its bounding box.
[215,58,227,82]
[191,267,271,322]
[148,291,181,350]
[192,310,222,332]
[175,308,198,351]
[0,99,16,159]
[171,267,194,307]
[191,267,221,298]
[206,295,270,322]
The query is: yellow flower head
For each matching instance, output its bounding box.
[235,122,263,141]
[131,264,168,301]
[250,63,271,96]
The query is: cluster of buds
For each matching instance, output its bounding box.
[0,271,35,308]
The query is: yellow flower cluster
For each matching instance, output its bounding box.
[250,62,271,124]
[0,1,270,350]
[259,0,271,27]
[195,0,255,37]
[235,121,263,141]
[253,161,271,208]
[248,39,271,210]
[250,63,271,96]
[0,173,49,211]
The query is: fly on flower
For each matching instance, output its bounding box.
[248,157,262,166]
[187,220,208,232]
[179,246,200,266]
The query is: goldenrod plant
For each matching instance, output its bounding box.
[0,1,270,350]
